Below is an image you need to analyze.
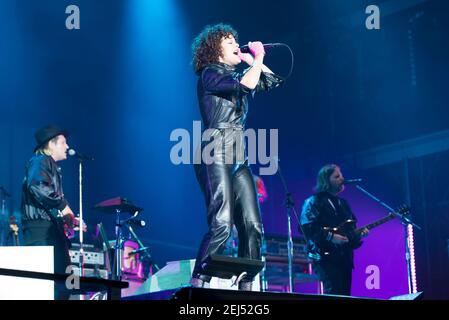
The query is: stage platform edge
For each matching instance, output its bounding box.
[121,286,377,301]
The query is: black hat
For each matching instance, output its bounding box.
[34,124,69,152]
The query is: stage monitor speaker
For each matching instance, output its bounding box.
[122,259,195,298]
[388,292,423,300]
[0,246,54,300]
[123,256,265,298]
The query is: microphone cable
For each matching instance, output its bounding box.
[271,43,294,80]
[241,42,295,80]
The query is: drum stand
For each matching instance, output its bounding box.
[111,210,138,280]
[111,210,158,280]
[111,208,124,280]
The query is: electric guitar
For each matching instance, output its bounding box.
[62,215,87,240]
[320,205,410,256]
[50,209,87,241]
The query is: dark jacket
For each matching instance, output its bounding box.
[21,154,68,222]
[300,191,363,267]
[198,62,283,129]
[196,63,283,164]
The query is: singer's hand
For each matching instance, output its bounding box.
[248,41,265,58]
[238,50,254,65]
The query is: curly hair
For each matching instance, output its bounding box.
[315,164,340,193]
[191,23,238,75]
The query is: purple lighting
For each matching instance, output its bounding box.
[263,179,410,298]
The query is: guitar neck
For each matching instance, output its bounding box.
[356,214,395,233]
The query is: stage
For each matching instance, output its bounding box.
[122,286,422,301]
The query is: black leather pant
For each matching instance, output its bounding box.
[192,161,263,282]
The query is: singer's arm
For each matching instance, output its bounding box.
[239,52,274,74]
[238,42,283,93]
[239,54,265,90]
[239,55,281,91]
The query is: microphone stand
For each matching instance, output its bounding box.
[0,187,10,246]
[276,160,301,293]
[0,187,10,217]
[351,183,421,294]
[77,159,85,277]
[72,152,93,278]
[0,187,9,218]
[352,184,421,229]
[111,210,139,280]
[112,208,124,281]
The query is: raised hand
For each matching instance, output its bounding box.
[248,41,265,58]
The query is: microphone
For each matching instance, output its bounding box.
[239,42,283,53]
[343,178,363,185]
[128,218,146,228]
[68,149,94,161]
[129,247,149,255]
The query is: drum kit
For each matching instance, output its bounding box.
[94,197,159,281]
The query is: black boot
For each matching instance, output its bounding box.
[190,276,211,288]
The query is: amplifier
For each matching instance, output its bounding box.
[70,266,109,280]
[262,234,315,287]
[69,244,105,266]
[264,234,308,259]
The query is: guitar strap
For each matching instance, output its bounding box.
[327,198,338,215]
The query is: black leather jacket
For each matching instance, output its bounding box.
[300,192,363,267]
[197,63,283,164]
[21,154,68,222]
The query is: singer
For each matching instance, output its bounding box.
[190,23,283,291]
[20,124,77,299]
[299,164,369,295]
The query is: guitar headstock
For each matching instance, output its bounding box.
[395,204,410,216]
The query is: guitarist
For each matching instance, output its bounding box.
[300,164,368,296]
[21,125,77,299]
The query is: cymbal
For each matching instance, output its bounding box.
[94,197,143,214]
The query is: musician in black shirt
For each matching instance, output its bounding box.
[300,164,368,295]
